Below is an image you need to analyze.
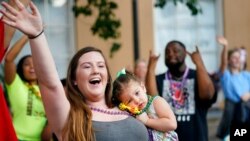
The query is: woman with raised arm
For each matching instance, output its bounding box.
[216,36,250,140]
[0,1,148,141]
[4,35,51,141]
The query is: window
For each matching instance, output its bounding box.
[153,0,223,74]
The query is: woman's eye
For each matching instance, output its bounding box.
[98,64,105,68]
[23,63,31,66]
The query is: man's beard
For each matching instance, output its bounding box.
[165,61,184,71]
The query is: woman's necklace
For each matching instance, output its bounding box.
[89,106,131,116]
[25,83,41,116]
[25,83,41,99]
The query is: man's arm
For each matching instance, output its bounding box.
[145,51,159,96]
[187,47,215,100]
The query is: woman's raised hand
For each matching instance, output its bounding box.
[0,0,43,37]
[217,36,228,47]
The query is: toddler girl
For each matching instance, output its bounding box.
[112,69,178,141]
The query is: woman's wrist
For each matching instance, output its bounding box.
[28,29,44,39]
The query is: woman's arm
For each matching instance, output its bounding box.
[217,36,229,74]
[41,123,53,141]
[0,0,29,62]
[241,92,250,102]
[4,35,28,84]
[3,0,30,49]
[1,0,69,137]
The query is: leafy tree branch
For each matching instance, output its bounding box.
[73,0,201,57]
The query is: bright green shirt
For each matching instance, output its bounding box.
[6,74,47,141]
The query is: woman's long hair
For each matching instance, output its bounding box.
[62,47,113,141]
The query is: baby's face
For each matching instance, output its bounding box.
[119,81,148,110]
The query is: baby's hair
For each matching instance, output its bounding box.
[112,70,140,106]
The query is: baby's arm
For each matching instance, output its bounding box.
[139,97,177,132]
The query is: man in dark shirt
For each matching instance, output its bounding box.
[146,41,216,141]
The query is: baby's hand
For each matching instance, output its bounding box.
[136,112,149,125]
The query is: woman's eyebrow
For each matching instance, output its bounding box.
[79,62,91,66]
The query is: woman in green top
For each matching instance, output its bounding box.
[4,35,51,141]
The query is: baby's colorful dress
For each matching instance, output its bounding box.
[146,96,179,141]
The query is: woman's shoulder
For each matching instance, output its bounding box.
[5,74,24,89]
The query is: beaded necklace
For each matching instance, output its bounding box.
[25,83,41,99]
[137,95,156,115]
[25,83,41,116]
[89,106,131,116]
[165,67,189,109]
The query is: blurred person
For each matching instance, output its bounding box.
[0,1,31,140]
[216,36,250,140]
[239,46,247,70]
[134,59,148,84]
[146,40,216,141]
[112,69,178,141]
[0,1,149,140]
[4,35,51,140]
[0,0,30,141]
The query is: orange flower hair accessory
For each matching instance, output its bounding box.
[119,103,141,115]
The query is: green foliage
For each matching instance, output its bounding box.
[73,0,121,57]
[155,0,202,15]
[73,0,202,57]
[109,42,121,58]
